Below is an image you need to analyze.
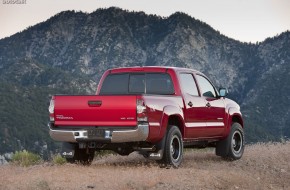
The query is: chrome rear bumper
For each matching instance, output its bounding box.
[48,123,149,143]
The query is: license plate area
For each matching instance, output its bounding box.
[87,128,105,138]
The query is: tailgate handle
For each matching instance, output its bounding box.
[88,100,102,107]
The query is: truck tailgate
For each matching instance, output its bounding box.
[54,96,137,126]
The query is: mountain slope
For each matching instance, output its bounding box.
[0,7,289,154]
[243,32,290,141]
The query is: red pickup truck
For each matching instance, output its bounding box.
[48,67,244,167]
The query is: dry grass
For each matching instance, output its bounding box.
[0,142,290,190]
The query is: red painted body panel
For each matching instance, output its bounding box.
[54,96,137,127]
[143,95,184,142]
[203,97,226,137]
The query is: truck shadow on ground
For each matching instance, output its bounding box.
[90,150,226,168]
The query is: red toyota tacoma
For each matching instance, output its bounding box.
[48,67,244,167]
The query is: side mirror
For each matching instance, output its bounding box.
[219,88,228,97]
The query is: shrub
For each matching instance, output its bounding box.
[12,150,42,167]
[52,154,67,165]
[96,150,116,157]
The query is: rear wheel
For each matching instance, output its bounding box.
[158,125,183,168]
[66,144,95,165]
[216,122,244,160]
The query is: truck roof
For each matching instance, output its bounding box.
[108,66,201,74]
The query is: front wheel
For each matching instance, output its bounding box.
[158,125,183,168]
[216,122,245,160]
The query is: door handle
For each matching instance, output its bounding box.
[188,101,193,107]
[88,100,102,107]
[206,102,211,107]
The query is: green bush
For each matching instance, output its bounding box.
[52,154,67,165]
[12,150,42,167]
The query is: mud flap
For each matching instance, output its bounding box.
[148,134,166,160]
[216,140,229,157]
[61,142,75,158]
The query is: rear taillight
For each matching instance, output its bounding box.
[137,99,147,122]
[48,96,55,122]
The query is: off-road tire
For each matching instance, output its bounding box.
[216,122,245,160]
[158,125,183,168]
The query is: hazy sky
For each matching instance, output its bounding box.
[0,0,290,42]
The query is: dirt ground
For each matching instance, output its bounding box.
[0,142,289,190]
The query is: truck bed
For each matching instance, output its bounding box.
[53,95,137,127]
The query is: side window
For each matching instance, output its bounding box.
[196,75,217,98]
[179,73,199,96]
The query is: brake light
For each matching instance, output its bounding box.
[48,96,55,122]
[137,99,147,122]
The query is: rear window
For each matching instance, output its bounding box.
[100,73,174,95]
